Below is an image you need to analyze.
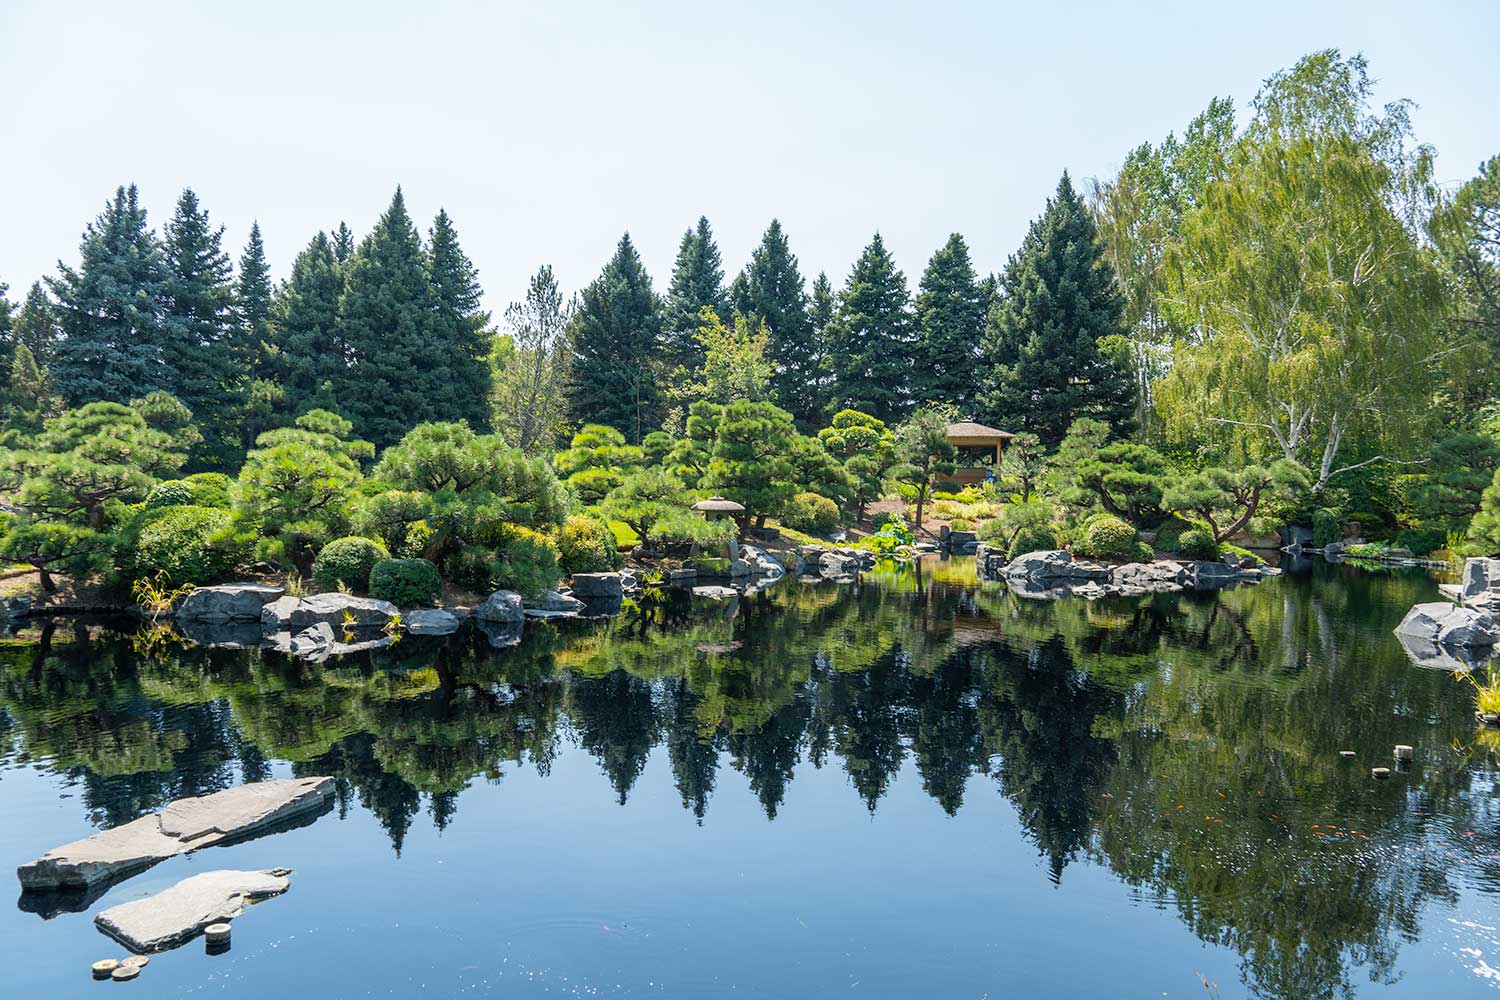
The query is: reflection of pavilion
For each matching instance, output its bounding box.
[942,420,1014,487]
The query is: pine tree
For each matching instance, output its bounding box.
[663,216,725,370]
[12,282,60,371]
[332,222,354,266]
[809,271,835,333]
[271,231,346,414]
[0,280,12,373]
[161,188,242,464]
[426,209,492,430]
[823,232,915,425]
[48,184,172,406]
[731,221,816,425]
[567,233,665,443]
[983,173,1134,445]
[914,233,986,412]
[237,221,273,371]
[336,188,444,448]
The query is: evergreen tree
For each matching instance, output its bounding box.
[332,222,354,266]
[983,173,1134,445]
[237,221,273,371]
[47,184,172,405]
[566,233,665,443]
[12,282,60,371]
[426,209,492,430]
[336,188,444,448]
[663,216,725,370]
[161,188,242,465]
[823,232,914,425]
[271,231,346,414]
[809,271,835,333]
[0,280,12,372]
[732,221,816,425]
[914,233,985,411]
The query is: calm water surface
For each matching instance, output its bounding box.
[3,557,1499,998]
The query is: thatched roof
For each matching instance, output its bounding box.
[691,495,745,513]
[946,421,1014,443]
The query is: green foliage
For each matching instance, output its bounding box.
[1163,461,1310,543]
[781,492,840,535]
[131,504,247,586]
[181,472,233,509]
[1076,442,1170,527]
[664,217,726,371]
[269,230,344,417]
[914,233,986,412]
[983,173,1134,445]
[567,233,665,442]
[145,481,194,509]
[557,514,623,575]
[1409,434,1500,535]
[1007,525,1059,559]
[823,232,914,424]
[601,467,693,550]
[647,509,736,551]
[670,308,775,406]
[1176,528,1220,560]
[368,557,443,607]
[865,520,915,554]
[492,266,572,454]
[1074,514,1137,559]
[1312,508,1343,547]
[998,431,1046,502]
[978,499,1058,560]
[703,400,800,527]
[730,220,817,426]
[553,424,643,504]
[353,490,433,558]
[312,536,391,593]
[493,525,562,598]
[889,403,958,530]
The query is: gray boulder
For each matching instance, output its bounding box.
[819,551,862,579]
[1005,550,1105,581]
[524,590,586,618]
[1395,631,1496,672]
[404,609,461,636]
[18,777,333,891]
[96,868,292,953]
[740,543,786,578]
[1111,561,1187,594]
[176,584,285,624]
[570,572,623,600]
[1396,602,1500,648]
[474,590,524,623]
[728,559,752,578]
[1463,558,1500,604]
[477,619,523,649]
[260,593,399,632]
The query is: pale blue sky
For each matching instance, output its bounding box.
[3,0,1496,317]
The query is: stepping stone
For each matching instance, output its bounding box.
[96,869,291,953]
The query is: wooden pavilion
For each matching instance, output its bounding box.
[942,420,1014,487]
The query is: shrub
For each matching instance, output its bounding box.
[1312,508,1343,547]
[145,481,194,510]
[132,505,248,586]
[1007,525,1058,560]
[950,518,974,532]
[870,511,905,532]
[1153,516,1193,553]
[557,514,623,575]
[311,536,391,593]
[182,472,234,509]
[1346,510,1390,537]
[1075,514,1137,559]
[1392,527,1444,556]
[1176,528,1220,560]
[1129,540,1155,562]
[493,524,562,598]
[369,558,442,607]
[649,509,736,551]
[781,492,840,535]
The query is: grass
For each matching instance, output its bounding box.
[608,520,640,549]
[1461,667,1500,715]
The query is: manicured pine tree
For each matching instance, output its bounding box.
[982,172,1134,445]
[47,184,172,405]
[236,221,273,372]
[12,282,60,371]
[271,231,346,414]
[663,216,725,370]
[426,208,492,430]
[823,232,915,425]
[161,188,243,465]
[566,232,665,443]
[336,188,444,448]
[731,221,816,426]
[914,233,986,412]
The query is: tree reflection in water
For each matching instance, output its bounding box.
[0,558,1492,998]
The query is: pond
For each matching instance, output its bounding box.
[2,557,1499,998]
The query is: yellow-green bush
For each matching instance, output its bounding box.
[557,514,622,575]
[781,492,840,535]
[311,536,391,592]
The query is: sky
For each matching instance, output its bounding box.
[2,0,1497,319]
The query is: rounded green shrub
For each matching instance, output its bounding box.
[557,514,622,575]
[145,481,194,510]
[1176,528,1220,560]
[133,505,248,586]
[1130,540,1155,562]
[1076,514,1136,559]
[870,511,905,532]
[1007,525,1058,560]
[494,524,562,598]
[781,492,840,535]
[311,536,391,593]
[182,472,234,509]
[369,558,442,607]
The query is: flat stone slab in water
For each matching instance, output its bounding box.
[17,777,332,891]
[95,868,292,952]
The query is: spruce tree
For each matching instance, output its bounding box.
[271,231,346,414]
[567,233,665,443]
[332,222,354,266]
[663,216,725,370]
[336,188,444,448]
[914,233,986,412]
[809,271,835,334]
[426,208,492,430]
[48,185,172,405]
[731,221,816,425]
[0,281,12,372]
[823,232,915,425]
[161,188,242,464]
[983,173,1134,445]
[237,221,273,371]
[12,282,60,371]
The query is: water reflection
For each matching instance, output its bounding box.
[0,558,1493,999]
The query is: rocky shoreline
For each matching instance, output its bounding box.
[974,545,1278,599]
